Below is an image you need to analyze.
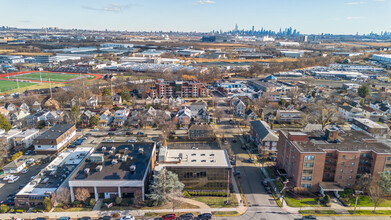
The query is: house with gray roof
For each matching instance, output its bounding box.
[250,120,279,153]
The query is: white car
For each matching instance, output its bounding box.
[120,216,135,220]
[127,139,137,142]
[22,168,29,173]
[26,158,35,164]
[8,176,20,183]
[3,175,14,181]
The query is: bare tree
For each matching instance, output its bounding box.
[56,188,71,205]
[354,173,372,193]
[368,183,384,213]
[308,101,337,129]
[74,188,91,203]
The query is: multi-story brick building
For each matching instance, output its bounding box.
[33,124,76,154]
[149,79,208,98]
[277,127,391,194]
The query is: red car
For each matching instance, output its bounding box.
[162,214,176,220]
[109,128,117,131]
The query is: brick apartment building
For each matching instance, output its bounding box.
[277,127,391,194]
[149,79,208,98]
[33,124,76,154]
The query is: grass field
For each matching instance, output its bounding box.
[349,195,391,207]
[0,80,35,92]
[9,72,94,82]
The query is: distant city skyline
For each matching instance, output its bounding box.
[1,0,390,35]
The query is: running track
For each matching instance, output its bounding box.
[0,71,102,83]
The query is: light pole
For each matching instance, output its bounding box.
[353,190,363,214]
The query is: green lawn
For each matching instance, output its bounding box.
[0,80,36,92]
[299,210,336,215]
[349,210,391,215]
[191,195,238,208]
[212,211,239,216]
[9,72,90,82]
[285,197,326,207]
[53,207,92,212]
[349,195,391,207]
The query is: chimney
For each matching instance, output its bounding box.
[325,126,338,142]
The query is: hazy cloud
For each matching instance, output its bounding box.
[196,0,216,5]
[345,1,365,5]
[347,16,364,20]
[18,20,31,23]
[82,4,130,13]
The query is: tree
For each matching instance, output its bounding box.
[43,197,52,211]
[146,170,184,206]
[115,196,122,205]
[354,173,372,193]
[89,198,96,207]
[56,188,71,205]
[0,204,9,213]
[358,85,370,98]
[308,101,337,129]
[120,91,131,102]
[102,88,111,96]
[0,114,12,132]
[368,183,384,213]
[74,188,91,203]
[70,105,80,124]
[89,115,100,127]
[379,171,391,194]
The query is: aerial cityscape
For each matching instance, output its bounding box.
[1,1,391,220]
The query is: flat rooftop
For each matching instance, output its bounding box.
[36,124,74,140]
[285,130,391,153]
[17,147,93,196]
[159,149,231,168]
[71,142,155,181]
[353,118,389,129]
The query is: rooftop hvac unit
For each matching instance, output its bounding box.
[121,155,128,162]
[109,150,114,155]
[130,165,136,173]
[138,147,144,155]
[102,146,107,151]
[84,168,90,174]
[115,153,121,159]
[96,165,103,172]
[112,159,118,164]
[89,153,104,163]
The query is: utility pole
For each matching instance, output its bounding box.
[49,78,53,99]
[226,170,230,204]
[353,190,363,214]
[16,79,20,94]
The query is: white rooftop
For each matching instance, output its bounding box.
[159,149,230,168]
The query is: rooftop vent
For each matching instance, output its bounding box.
[102,146,107,151]
[191,159,196,162]
[112,159,118,164]
[115,153,121,159]
[121,155,128,162]
[201,154,205,156]
[96,165,103,172]
[201,160,206,162]
[139,147,144,155]
[84,168,90,174]
[130,165,136,173]
[109,150,114,155]
[210,154,215,156]
[211,160,216,162]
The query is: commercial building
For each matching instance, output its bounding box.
[276,42,300,47]
[276,110,303,124]
[314,71,367,80]
[248,78,298,94]
[351,118,389,139]
[68,142,156,203]
[33,124,76,153]
[15,147,93,208]
[277,128,391,194]
[281,50,305,58]
[149,80,208,98]
[372,54,391,64]
[157,147,231,190]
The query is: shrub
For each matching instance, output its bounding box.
[183,191,191,198]
[43,197,52,211]
[89,198,96,207]
[103,198,115,204]
[72,200,81,207]
[115,196,122,205]
[120,198,133,206]
[323,195,331,204]
[0,204,9,213]
[111,213,120,218]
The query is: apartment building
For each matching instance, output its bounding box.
[352,118,389,139]
[149,79,208,98]
[33,124,76,154]
[276,110,303,123]
[250,120,279,153]
[277,127,391,194]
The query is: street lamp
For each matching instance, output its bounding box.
[353,190,363,214]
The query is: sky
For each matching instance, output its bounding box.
[1,0,390,34]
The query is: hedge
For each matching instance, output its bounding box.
[186,191,229,197]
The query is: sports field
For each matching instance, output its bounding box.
[8,72,94,82]
[0,80,36,92]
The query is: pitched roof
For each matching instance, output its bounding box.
[250,120,278,142]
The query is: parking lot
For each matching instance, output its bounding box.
[0,155,48,202]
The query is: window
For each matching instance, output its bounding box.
[387,157,391,161]
[340,169,343,173]
[350,169,353,173]
[302,176,312,181]
[349,176,352,179]
[191,153,196,156]
[303,162,314,167]
[341,162,345,166]
[352,162,355,166]
[301,184,311,188]
[210,154,215,156]
[304,155,315,160]
[200,154,205,156]
[342,155,346,159]
[353,155,357,159]
[303,170,313,174]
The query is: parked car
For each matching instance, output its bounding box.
[162,214,176,220]
[98,216,111,220]
[230,159,236,165]
[232,139,237,143]
[26,158,35,164]
[22,168,29,173]
[34,218,47,220]
[8,176,19,183]
[302,216,317,220]
[57,217,70,220]
[3,175,14,181]
[248,158,254,163]
[92,128,99,132]
[198,213,212,220]
[179,213,194,220]
[117,132,123,136]
[136,131,144,135]
[128,139,137,142]
[125,132,132,135]
[265,186,272,194]
[109,128,117,131]
[77,217,91,220]
[119,216,135,220]
[262,181,268,187]
[108,132,115,136]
